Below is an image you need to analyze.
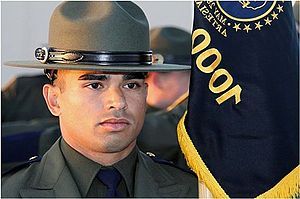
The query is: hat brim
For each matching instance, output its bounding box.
[4,61,190,72]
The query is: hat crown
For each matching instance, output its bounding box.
[150,27,191,57]
[150,27,191,65]
[5,1,191,72]
[49,1,149,52]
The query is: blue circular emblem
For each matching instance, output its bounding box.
[216,1,277,22]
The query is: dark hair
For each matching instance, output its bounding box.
[44,69,57,84]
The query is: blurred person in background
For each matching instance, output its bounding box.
[138,27,192,169]
[2,74,55,122]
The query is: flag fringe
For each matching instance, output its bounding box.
[177,111,300,198]
[256,165,299,198]
[177,111,229,198]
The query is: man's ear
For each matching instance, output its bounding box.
[43,84,61,116]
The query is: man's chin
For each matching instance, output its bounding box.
[102,139,136,154]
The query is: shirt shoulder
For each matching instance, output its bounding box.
[137,150,198,197]
[145,152,195,176]
[2,158,41,197]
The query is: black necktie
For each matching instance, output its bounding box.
[97,167,122,197]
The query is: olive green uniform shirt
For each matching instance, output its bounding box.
[138,99,189,169]
[2,137,198,197]
[61,139,136,197]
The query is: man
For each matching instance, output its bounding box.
[146,27,191,113]
[138,27,191,169]
[2,2,197,197]
[37,29,192,166]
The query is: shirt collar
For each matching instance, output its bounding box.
[113,146,137,197]
[60,138,137,197]
[61,138,100,196]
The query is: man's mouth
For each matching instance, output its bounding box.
[99,118,130,132]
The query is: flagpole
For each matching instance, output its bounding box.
[199,181,213,198]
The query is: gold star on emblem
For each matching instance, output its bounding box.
[243,24,252,33]
[271,11,278,20]
[233,23,241,32]
[276,4,283,13]
[264,17,272,25]
[255,21,263,30]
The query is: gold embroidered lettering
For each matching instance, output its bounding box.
[209,68,233,93]
[216,85,242,105]
[192,28,242,105]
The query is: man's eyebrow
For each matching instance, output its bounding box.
[78,74,108,81]
[123,73,146,80]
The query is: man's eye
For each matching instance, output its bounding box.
[124,83,140,89]
[87,82,103,90]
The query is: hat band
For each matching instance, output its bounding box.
[35,47,153,65]
[163,55,191,65]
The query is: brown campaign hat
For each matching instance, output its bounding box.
[5,1,190,72]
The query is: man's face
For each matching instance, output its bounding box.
[45,70,148,157]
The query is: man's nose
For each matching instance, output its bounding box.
[106,88,128,111]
